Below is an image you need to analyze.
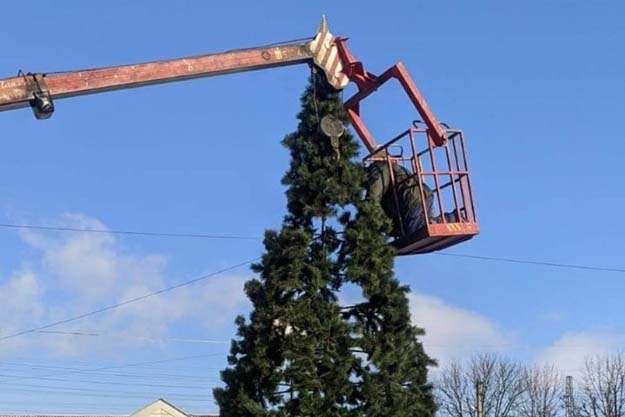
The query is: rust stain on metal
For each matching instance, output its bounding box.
[0,42,313,111]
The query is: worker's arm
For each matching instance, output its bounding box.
[365,162,388,202]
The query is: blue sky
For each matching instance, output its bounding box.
[1,0,625,414]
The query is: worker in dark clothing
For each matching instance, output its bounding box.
[365,151,434,237]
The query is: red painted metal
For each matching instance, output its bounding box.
[363,128,479,255]
[0,32,450,155]
[0,43,312,112]
[334,38,448,150]
[334,33,479,254]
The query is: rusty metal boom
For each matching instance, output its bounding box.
[0,41,313,114]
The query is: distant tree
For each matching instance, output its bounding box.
[578,353,625,417]
[437,361,474,417]
[436,354,525,417]
[519,365,563,417]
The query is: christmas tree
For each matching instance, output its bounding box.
[215,70,435,417]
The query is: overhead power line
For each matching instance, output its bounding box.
[2,366,220,382]
[0,222,257,240]
[434,253,625,274]
[29,330,620,351]
[1,353,227,382]
[0,385,213,402]
[0,370,214,390]
[0,258,258,342]
[2,222,623,274]
[0,381,213,400]
[35,329,230,345]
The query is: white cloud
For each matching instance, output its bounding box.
[0,271,42,316]
[193,276,249,326]
[0,213,250,356]
[0,271,44,353]
[19,214,167,303]
[408,293,510,366]
[537,331,621,377]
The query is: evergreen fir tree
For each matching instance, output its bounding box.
[340,199,437,417]
[215,69,436,417]
[214,71,361,417]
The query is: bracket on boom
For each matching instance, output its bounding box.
[21,72,54,119]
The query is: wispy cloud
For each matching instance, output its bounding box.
[408,293,511,366]
[0,270,44,352]
[537,331,622,377]
[0,213,249,356]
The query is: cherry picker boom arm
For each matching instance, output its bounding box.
[0,41,312,112]
[0,17,448,151]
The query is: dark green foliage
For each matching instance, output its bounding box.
[281,72,362,229]
[341,199,437,417]
[214,226,356,417]
[215,70,435,417]
[214,72,359,417]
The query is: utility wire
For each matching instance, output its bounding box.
[0,386,213,402]
[2,366,220,382]
[0,381,213,400]
[0,400,143,411]
[0,371,214,390]
[35,330,230,344]
[0,222,257,240]
[2,222,623,274]
[433,252,625,274]
[0,258,258,342]
[1,353,227,381]
[57,353,224,372]
[1,353,224,371]
[26,330,617,352]
[2,354,226,373]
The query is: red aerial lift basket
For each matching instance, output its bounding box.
[363,126,479,255]
[336,42,480,255]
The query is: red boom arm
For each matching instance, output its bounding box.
[0,42,312,113]
[0,18,448,150]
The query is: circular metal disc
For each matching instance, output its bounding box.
[320,115,344,138]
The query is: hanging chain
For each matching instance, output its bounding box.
[311,66,320,123]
